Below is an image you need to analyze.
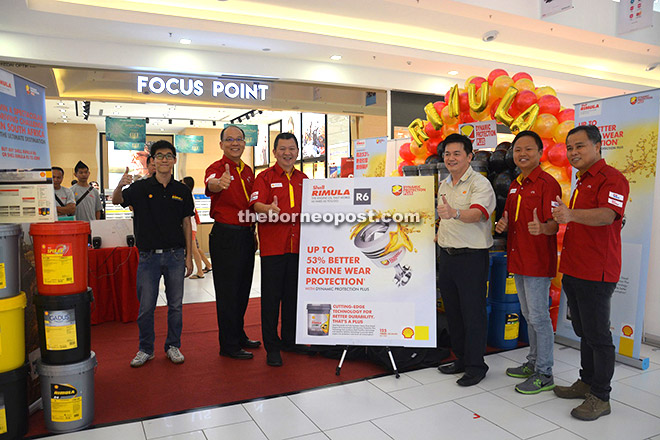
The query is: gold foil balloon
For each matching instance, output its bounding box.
[532,113,559,139]
[408,118,429,145]
[510,103,539,133]
[491,75,514,99]
[494,86,518,126]
[448,84,460,117]
[424,102,443,130]
[467,82,489,112]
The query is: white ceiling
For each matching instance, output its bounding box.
[2,0,660,113]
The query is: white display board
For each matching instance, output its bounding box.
[295,176,437,347]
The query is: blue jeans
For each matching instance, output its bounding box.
[136,248,185,354]
[514,274,554,376]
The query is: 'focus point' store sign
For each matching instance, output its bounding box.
[136,75,269,101]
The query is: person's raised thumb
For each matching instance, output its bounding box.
[556,195,566,206]
[124,166,129,175]
[224,164,230,174]
[533,208,539,222]
[503,211,508,221]
[273,195,279,206]
[441,195,448,205]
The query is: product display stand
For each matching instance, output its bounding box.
[335,346,400,379]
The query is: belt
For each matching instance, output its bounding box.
[142,247,182,254]
[214,222,254,232]
[440,247,480,255]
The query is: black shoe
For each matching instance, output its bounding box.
[267,351,283,367]
[456,373,485,387]
[438,362,465,374]
[219,349,253,360]
[240,339,262,349]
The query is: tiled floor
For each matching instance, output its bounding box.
[46,256,660,440]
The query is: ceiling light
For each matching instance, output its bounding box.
[212,121,216,126]
[258,110,263,114]
[180,38,192,45]
[237,117,242,123]
[145,117,150,124]
[330,55,342,61]
[190,120,194,125]
[482,30,499,42]
[168,119,172,124]
[262,48,271,52]
[63,119,68,123]
[58,101,65,106]
[448,70,459,76]
[646,62,660,71]
[113,111,119,115]
[160,128,164,132]
[115,105,121,108]
[59,109,66,113]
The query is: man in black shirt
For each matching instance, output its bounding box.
[113,140,194,367]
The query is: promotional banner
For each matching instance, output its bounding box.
[557,89,660,364]
[106,117,146,150]
[459,120,497,150]
[617,0,653,34]
[229,124,258,147]
[353,136,388,177]
[174,135,204,153]
[295,176,437,347]
[540,0,572,18]
[0,68,55,222]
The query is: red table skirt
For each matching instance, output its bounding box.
[89,247,139,324]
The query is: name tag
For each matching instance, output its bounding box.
[205,173,216,184]
[271,182,283,188]
[551,201,559,208]
[509,188,517,194]
[608,198,623,208]
[250,191,259,201]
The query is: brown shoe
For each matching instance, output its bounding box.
[553,379,590,399]
[571,393,611,421]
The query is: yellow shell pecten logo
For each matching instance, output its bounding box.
[391,185,402,196]
[622,325,633,337]
[460,124,475,140]
[402,327,414,339]
[630,96,638,105]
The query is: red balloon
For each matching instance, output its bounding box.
[557,108,575,123]
[399,142,415,161]
[509,106,521,119]
[548,142,569,167]
[427,137,442,156]
[460,110,475,123]
[512,72,533,83]
[537,95,561,116]
[469,76,487,89]
[565,164,573,181]
[541,138,553,162]
[398,159,414,176]
[513,90,538,113]
[488,69,509,85]
[433,101,447,115]
[489,98,502,119]
[445,89,452,104]
[424,121,442,138]
[459,92,469,113]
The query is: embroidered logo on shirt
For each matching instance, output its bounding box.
[271,182,283,188]
[609,191,624,201]
[510,188,517,194]
[250,191,259,201]
[148,194,153,198]
[551,201,559,208]
[171,195,183,201]
[608,198,623,208]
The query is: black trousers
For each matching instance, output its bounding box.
[260,253,299,353]
[209,223,255,353]
[437,246,489,377]
[562,274,616,401]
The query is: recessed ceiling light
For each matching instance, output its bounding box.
[330,55,342,61]
[646,62,660,71]
[115,105,121,108]
[160,128,165,132]
[59,109,66,113]
[63,119,68,123]
[448,70,459,76]
[262,48,271,52]
[482,30,499,42]
[58,101,65,106]
[180,38,192,45]
[113,111,119,115]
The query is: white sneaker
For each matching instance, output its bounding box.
[166,346,185,364]
[130,351,154,368]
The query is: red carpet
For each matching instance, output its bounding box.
[27,298,387,437]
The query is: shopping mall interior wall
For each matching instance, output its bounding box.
[48,123,100,185]
[390,91,444,138]
[354,114,387,140]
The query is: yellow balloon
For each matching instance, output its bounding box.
[467,82,489,113]
[535,86,557,98]
[541,163,566,184]
[553,120,574,144]
[510,103,539,133]
[448,84,460,118]
[494,86,518,126]
[533,113,559,139]
[470,108,491,122]
[424,102,443,130]
[514,78,535,93]
[441,105,458,125]
[491,75,514,99]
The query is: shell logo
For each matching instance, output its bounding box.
[391,185,402,196]
[148,194,153,198]
[402,327,414,338]
[460,124,475,141]
[40,172,46,177]
[622,325,633,337]
[630,96,638,105]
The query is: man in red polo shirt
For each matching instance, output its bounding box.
[551,124,629,421]
[495,130,561,394]
[205,125,261,360]
[250,132,308,367]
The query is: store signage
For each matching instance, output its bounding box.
[136,75,269,101]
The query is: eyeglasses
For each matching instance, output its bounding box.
[154,153,175,160]
[223,137,245,144]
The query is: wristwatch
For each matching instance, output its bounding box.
[454,209,461,220]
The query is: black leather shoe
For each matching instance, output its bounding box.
[456,373,485,387]
[240,339,262,349]
[438,362,465,374]
[267,351,283,367]
[219,349,253,360]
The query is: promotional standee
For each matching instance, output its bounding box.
[296,176,437,365]
[556,89,660,369]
